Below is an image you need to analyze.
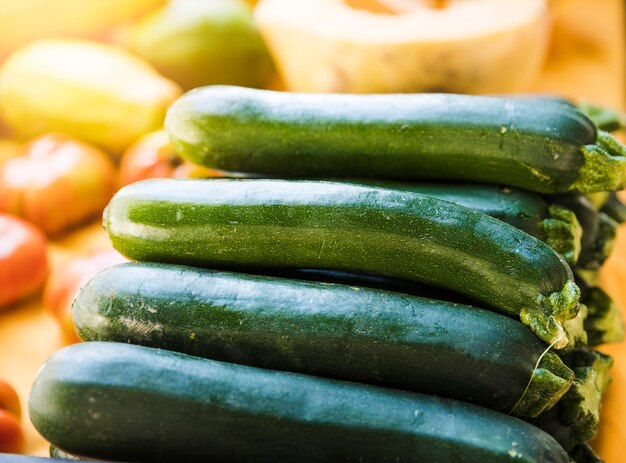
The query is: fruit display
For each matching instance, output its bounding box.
[0,1,624,462]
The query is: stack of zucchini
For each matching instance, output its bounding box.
[30,87,626,462]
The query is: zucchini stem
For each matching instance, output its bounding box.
[575,131,626,192]
[511,351,574,417]
[556,351,613,444]
[521,280,581,349]
[542,205,582,266]
[561,304,588,350]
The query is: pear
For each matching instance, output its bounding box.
[255,0,550,94]
[125,0,274,91]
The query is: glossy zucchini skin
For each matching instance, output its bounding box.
[104,179,581,348]
[165,86,626,194]
[353,181,582,265]
[73,262,574,417]
[29,342,571,463]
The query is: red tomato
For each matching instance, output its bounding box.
[0,381,20,419]
[0,409,23,454]
[0,214,48,308]
[43,249,127,343]
[0,133,117,236]
[119,130,227,187]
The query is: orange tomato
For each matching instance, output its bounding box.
[43,249,127,343]
[0,409,23,454]
[0,214,48,308]
[0,134,117,236]
[119,130,228,187]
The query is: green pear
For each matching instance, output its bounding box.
[126,0,274,91]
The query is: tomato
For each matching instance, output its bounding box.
[43,249,127,343]
[119,130,227,187]
[0,409,23,454]
[0,214,48,308]
[0,381,20,419]
[0,134,117,236]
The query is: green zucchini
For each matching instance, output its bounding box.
[351,181,582,265]
[74,262,574,417]
[165,85,626,194]
[258,267,588,350]
[601,191,626,223]
[104,178,581,348]
[30,342,572,463]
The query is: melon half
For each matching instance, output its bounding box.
[255,0,550,94]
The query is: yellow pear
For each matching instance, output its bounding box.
[0,39,181,154]
[255,0,550,94]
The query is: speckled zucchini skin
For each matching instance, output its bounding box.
[73,262,574,417]
[351,181,582,265]
[165,86,626,194]
[29,342,571,463]
[103,179,581,347]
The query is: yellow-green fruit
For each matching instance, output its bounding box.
[125,0,274,91]
[0,39,181,155]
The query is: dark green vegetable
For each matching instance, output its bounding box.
[568,444,605,463]
[550,194,617,270]
[349,181,582,265]
[74,262,574,417]
[576,276,624,345]
[104,179,581,348]
[165,85,626,194]
[601,191,626,223]
[29,342,571,463]
[577,101,626,133]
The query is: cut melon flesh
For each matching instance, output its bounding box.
[255,0,550,94]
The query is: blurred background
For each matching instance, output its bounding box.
[0,0,624,460]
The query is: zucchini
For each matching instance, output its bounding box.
[165,85,626,194]
[351,181,582,265]
[104,179,582,348]
[601,191,626,223]
[74,262,574,417]
[258,267,588,350]
[30,342,571,463]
